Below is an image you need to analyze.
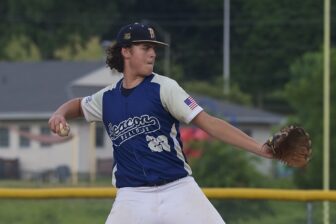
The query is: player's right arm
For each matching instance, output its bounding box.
[48,98,84,134]
[157,75,272,159]
[191,111,273,159]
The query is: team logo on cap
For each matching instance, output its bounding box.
[148,28,155,39]
[124,33,131,40]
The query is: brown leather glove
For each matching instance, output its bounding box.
[264,125,312,168]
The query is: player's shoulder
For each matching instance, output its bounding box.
[99,75,123,93]
[151,73,179,88]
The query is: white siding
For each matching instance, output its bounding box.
[238,124,273,175]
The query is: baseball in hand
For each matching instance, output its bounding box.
[58,123,70,137]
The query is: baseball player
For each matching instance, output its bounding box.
[49,22,273,224]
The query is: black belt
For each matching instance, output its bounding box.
[144,178,182,187]
[144,179,174,187]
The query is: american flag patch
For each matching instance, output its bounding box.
[184,96,198,110]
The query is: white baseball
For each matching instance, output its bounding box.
[59,123,70,137]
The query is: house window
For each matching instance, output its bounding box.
[40,126,51,147]
[96,125,105,148]
[19,126,30,148]
[0,127,9,148]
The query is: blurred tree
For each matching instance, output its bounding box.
[231,0,324,110]
[54,36,103,60]
[285,49,336,189]
[0,0,119,59]
[183,79,252,105]
[191,141,273,222]
[3,35,41,61]
[1,0,336,115]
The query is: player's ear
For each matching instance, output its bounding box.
[121,47,132,59]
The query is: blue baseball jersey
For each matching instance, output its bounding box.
[81,73,203,188]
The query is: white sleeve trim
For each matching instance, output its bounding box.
[151,74,203,124]
[81,98,93,122]
[80,84,116,122]
[185,106,203,124]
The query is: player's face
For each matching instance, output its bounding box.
[124,43,157,76]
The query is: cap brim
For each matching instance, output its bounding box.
[132,40,169,46]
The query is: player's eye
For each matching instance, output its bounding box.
[142,45,150,50]
[142,44,155,51]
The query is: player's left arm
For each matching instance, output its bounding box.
[49,98,84,134]
[191,111,273,159]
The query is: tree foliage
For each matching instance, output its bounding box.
[54,36,103,60]
[231,0,324,108]
[183,79,252,105]
[0,0,118,59]
[1,0,335,110]
[190,141,273,222]
[285,49,336,189]
[3,35,41,61]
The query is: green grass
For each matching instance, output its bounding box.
[0,199,112,224]
[229,200,336,224]
[1,199,334,224]
[0,179,114,224]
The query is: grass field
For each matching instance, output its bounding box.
[0,198,334,224]
[0,179,113,224]
[233,200,328,224]
[0,199,112,224]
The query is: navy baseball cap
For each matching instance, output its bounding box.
[116,22,168,47]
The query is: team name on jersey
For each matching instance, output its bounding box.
[107,115,160,146]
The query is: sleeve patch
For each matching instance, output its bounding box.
[184,96,198,110]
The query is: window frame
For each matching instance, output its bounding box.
[19,126,31,148]
[0,127,10,148]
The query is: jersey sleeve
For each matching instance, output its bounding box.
[160,78,203,124]
[81,87,109,122]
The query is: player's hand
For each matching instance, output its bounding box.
[258,144,274,159]
[48,113,68,135]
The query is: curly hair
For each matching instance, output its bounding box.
[106,43,125,73]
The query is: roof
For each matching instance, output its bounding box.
[71,67,122,86]
[0,61,284,124]
[193,94,284,124]
[0,61,104,119]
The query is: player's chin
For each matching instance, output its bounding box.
[142,66,154,75]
